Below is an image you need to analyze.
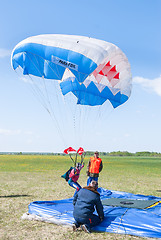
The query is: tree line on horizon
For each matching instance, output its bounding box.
[85,151,161,157]
[1,151,161,157]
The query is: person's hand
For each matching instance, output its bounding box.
[100,217,104,222]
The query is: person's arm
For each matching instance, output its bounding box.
[95,197,104,221]
[69,168,75,178]
[86,160,91,176]
[99,160,103,172]
[73,191,78,206]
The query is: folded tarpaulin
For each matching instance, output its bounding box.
[26,188,161,238]
[101,197,160,209]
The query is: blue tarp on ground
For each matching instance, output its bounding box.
[28,188,161,238]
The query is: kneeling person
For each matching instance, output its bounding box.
[73,180,104,233]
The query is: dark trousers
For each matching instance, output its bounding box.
[74,214,101,230]
[87,176,98,186]
[68,180,82,196]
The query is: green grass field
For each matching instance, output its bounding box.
[0,154,161,240]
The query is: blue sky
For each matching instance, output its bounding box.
[0,0,161,153]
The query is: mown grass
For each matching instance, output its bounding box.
[0,154,161,240]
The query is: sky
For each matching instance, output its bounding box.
[0,0,161,153]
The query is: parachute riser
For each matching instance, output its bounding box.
[69,154,75,166]
[69,152,85,167]
[69,153,78,167]
[81,152,86,165]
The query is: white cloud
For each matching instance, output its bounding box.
[21,76,33,84]
[24,131,33,135]
[0,48,11,58]
[133,75,161,97]
[0,129,33,136]
[0,129,21,136]
[124,133,130,137]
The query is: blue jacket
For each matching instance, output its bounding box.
[73,186,104,219]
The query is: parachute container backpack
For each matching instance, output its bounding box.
[11,35,132,147]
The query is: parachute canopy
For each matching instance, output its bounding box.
[64,147,76,155]
[11,34,132,108]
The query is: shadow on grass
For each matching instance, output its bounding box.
[0,194,32,198]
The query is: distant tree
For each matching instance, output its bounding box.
[109,151,133,156]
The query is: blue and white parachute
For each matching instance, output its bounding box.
[11,35,132,148]
[11,34,132,108]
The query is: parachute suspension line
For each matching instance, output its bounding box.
[91,102,112,135]
[32,56,68,147]
[78,106,87,147]
[91,105,102,134]
[77,105,83,147]
[74,152,78,167]
[34,54,61,80]
[25,66,51,113]
[71,83,87,147]
[14,68,47,110]
[28,75,67,147]
[45,107,67,148]
[42,76,53,110]
[99,101,114,123]
[71,70,93,147]
[61,69,93,147]
[48,62,61,80]
[80,106,87,143]
[64,94,78,148]
[83,83,92,129]
[81,106,88,146]
[46,62,78,147]
[77,105,81,146]
[22,53,67,147]
[81,151,86,165]
[24,54,57,112]
[74,101,81,148]
[69,87,77,147]
[77,107,83,147]
[32,53,59,114]
[61,93,74,140]
[24,74,52,112]
[61,90,81,148]
[46,60,69,116]
[69,152,80,167]
[73,107,76,146]
[60,75,81,148]
[69,153,75,166]
[83,87,96,138]
[21,74,66,147]
[40,60,72,147]
[54,61,63,80]
[42,77,68,147]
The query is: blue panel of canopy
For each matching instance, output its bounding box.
[28,188,161,238]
